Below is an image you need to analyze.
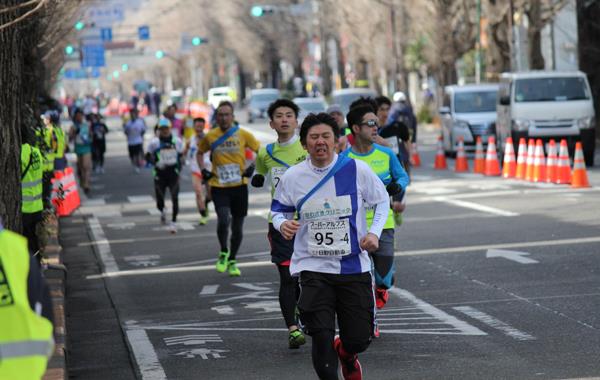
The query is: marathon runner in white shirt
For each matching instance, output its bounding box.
[271,113,389,380]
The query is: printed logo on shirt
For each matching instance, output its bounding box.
[0,264,14,307]
[215,137,240,153]
[302,195,352,221]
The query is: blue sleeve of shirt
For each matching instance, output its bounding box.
[387,148,410,189]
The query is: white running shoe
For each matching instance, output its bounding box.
[160,211,167,225]
[168,222,177,234]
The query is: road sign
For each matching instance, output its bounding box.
[138,26,150,40]
[85,3,124,26]
[100,28,113,42]
[81,44,106,67]
[63,68,101,79]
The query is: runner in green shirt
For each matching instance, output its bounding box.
[252,99,307,349]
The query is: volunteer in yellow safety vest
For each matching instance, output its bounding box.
[0,221,54,379]
[45,110,68,171]
[39,112,59,207]
[21,142,44,257]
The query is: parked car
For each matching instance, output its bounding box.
[247,88,280,123]
[207,86,234,110]
[293,97,328,125]
[496,71,595,166]
[440,83,500,156]
[331,88,377,116]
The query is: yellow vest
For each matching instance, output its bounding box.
[21,144,44,214]
[35,128,54,173]
[0,229,54,379]
[53,125,66,160]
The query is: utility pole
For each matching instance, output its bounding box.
[508,0,516,71]
[475,0,482,83]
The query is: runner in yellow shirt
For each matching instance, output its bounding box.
[197,101,260,276]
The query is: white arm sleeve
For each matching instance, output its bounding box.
[368,199,390,238]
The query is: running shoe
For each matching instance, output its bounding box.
[334,336,362,380]
[216,251,229,273]
[168,222,177,234]
[198,214,208,225]
[288,329,306,349]
[227,260,241,277]
[160,211,166,225]
[375,288,389,310]
[393,211,403,226]
[373,323,380,339]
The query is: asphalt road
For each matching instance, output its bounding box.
[64,113,600,380]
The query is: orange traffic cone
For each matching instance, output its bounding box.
[571,142,590,188]
[502,137,516,178]
[473,136,485,174]
[455,137,469,172]
[556,139,571,184]
[525,139,535,181]
[532,139,547,183]
[515,138,528,180]
[545,140,558,183]
[411,142,421,167]
[434,135,447,170]
[484,136,501,176]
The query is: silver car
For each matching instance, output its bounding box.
[293,97,328,125]
[440,84,499,156]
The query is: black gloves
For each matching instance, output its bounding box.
[242,164,255,178]
[386,182,403,196]
[251,174,265,187]
[201,169,213,180]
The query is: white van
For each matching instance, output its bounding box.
[440,84,500,156]
[496,71,596,166]
[207,86,233,109]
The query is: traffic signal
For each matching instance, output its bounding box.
[191,37,207,46]
[65,45,75,55]
[251,5,274,17]
[121,63,129,71]
[75,21,85,30]
[155,50,164,59]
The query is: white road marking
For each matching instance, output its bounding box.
[88,217,119,273]
[125,328,167,380]
[211,305,236,315]
[128,195,154,203]
[147,209,161,216]
[106,222,136,230]
[199,285,220,295]
[124,255,161,267]
[486,249,539,264]
[164,335,222,346]
[83,198,106,206]
[394,235,600,257]
[432,196,519,217]
[453,306,536,341]
[387,288,487,336]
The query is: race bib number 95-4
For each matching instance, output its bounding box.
[308,219,351,257]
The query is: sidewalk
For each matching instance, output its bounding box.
[42,212,136,380]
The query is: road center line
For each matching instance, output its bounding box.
[85,235,600,279]
[395,235,600,257]
[432,196,519,217]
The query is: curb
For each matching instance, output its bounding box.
[42,215,67,380]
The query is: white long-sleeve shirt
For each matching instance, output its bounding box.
[271,154,389,276]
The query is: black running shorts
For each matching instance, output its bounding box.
[268,223,294,264]
[211,185,249,217]
[297,271,374,344]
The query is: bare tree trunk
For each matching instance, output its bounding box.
[577,0,600,135]
[527,0,546,70]
[0,0,24,232]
